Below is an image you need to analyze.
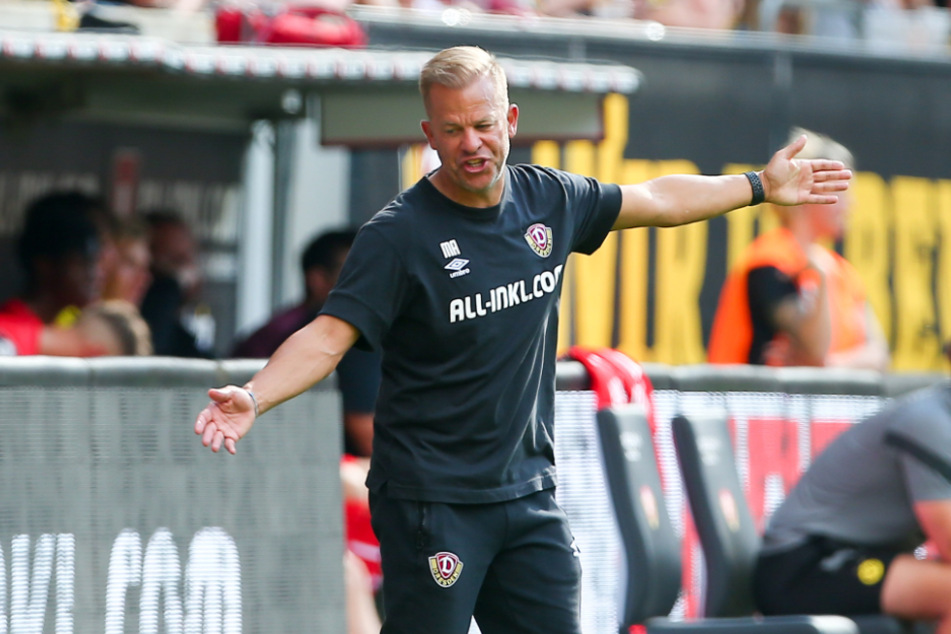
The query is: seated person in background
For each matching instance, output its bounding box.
[0,191,103,356]
[102,217,152,308]
[140,210,215,358]
[74,299,153,356]
[707,127,889,370]
[234,229,383,632]
[232,228,381,457]
[754,348,951,629]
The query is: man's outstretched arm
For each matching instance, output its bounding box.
[194,314,360,454]
[612,134,853,230]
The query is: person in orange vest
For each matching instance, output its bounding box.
[708,128,889,370]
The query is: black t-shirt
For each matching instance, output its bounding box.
[321,164,621,503]
[746,265,798,364]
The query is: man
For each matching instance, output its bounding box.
[140,210,214,358]
[0,191,104,356]
[231,229,380,457]
[707,127,889,370]
[193,46,851,633]
[753,368,951,631]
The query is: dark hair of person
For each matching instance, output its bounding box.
[16,190,102,276]
[300,229,357,275]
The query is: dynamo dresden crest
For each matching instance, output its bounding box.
[524,223,553,258]
[428,551,464,588]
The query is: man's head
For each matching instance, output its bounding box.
[301,229,357,307]
[103,218,152,307]
[144,210,201,302]
[419,46,509,116]
[774,127,855,240]
[419,46,519,208]
[17,191,104,315]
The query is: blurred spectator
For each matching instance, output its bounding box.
[72,299,153,356]
[232,229,383,629]
[708,127,889,371]
[341,455,383,633]
[103,217,152,307]
[636,0,744,28]
[232,228,381,457]
[0,191,151,357]
[140,210,215,358]
[0,191,103,355]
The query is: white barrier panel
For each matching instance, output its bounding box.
[0,357,345,633]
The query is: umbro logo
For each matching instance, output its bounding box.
[445,258,470,278]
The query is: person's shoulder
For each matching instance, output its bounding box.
[509,164,602,196]
[742,228,805,271]
[882,383,951,429]
[365,183,426,227]
[0,297,36,320]
[509,163,572,183]
[231,303,310,358]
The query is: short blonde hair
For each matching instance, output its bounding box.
[788,127,854,169]
[419,46,509,114]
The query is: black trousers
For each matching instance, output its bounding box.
[369,488,583,634]
[754,535,902,616]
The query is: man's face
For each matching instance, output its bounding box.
[108,237,152,306]
[55,251,102,309]
[420,75,518,208]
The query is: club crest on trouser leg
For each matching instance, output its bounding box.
[429,551,464,587]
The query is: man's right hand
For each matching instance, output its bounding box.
[194,386,257,455]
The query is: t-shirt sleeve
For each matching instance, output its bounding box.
[889,392,951,502]
[320,220,409,351]
[747,265,798,328]
[555,170,621,255]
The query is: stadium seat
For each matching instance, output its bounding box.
[596,403,682,628]
[670,411,909,634]
[596,404,902,634]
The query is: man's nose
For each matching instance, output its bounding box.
[460,128,481,152]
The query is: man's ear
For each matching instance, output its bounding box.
[507,103,519,138]
[421,120,436,150]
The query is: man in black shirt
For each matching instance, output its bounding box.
[194,46,852,633]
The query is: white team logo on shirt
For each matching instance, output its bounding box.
[524,223,553,258]
[444,258,471,279]
[429,551,464,587]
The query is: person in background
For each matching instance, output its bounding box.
[192,46,851,633]
[0,191,104,356]
[232,228,384,630]
[754,344,951,631]
[140,210,215,358]
[73,299,153,356]
[102,217,152,308]
[232,228,381,457]
[707,127,889,371]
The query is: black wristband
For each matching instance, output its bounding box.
[744,171,765,206]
